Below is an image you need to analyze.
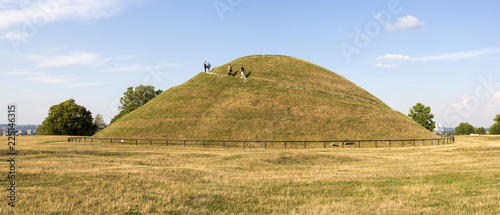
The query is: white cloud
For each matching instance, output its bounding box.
[26,73,75,84]
[376,48,500,64]
[23,52,110,68]
[1,31,28,40]
[2,68,41,76]
[0,0,145,31]
[386,15,426,31]
[374,63,399,68]
[413,48,500,62]
[493,91,500,104]
[377,54,410,61]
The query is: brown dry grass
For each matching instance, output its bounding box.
[1,135,498,214]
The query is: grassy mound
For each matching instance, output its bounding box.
[95,55,436,140]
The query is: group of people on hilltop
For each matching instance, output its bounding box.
[203,61,211,73]
[228,64,245,79]
[203,61,246,79]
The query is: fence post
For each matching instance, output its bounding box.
[285,142,287,149]
[184,141,186,146]
[264,142,266,149]
[243,141,245,149]
[414,140,416,147]
[389,140,391,148]
[304,142,306,149]
[110,139,112,143]
[203,141,206,147]
[375,141,377,148]
[359,141,361,148]
[150,140,152,145]
[166,140,168,146]
[402,140,404,147]
[324,142,326,148]
[342,141,344,148]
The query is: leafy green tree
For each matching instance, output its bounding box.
[408,103,435,131]
[489,114,500,135]
[93,114,107,133]
[489,123,500,135]
[454,122,475,135]
[111,85,163,123]
[38,99,96,136]
[474,127,486,135]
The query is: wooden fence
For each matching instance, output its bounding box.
[68,136,455,149]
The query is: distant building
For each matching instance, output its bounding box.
[433,122,444,133]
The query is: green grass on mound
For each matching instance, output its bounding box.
[95,55,436,140]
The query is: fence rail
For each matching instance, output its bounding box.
[68,136,455,149]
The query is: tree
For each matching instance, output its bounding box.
[408,103,435,131]
[474,127,486,135]
[454,122,475,135]
[489,113,500,135]
[93,114,107,133]
[489,123,500,135]
[38,99,96,136]
[111,85,163,123]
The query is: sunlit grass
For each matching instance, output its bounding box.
[95,55,437,141]
[1,135,498,214]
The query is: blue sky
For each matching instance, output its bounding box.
[1,0,499,128]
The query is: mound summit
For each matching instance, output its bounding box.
[95,55,437,140]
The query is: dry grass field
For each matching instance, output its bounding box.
[1,135,499,214]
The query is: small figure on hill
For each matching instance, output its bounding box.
[206,61,211,73]
[203,61,208,73]
[240,65,245,78]
[228,64,232,76]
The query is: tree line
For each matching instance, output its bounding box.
[407,102,500,135]
[454,115,500,135]
[37,85,162,136]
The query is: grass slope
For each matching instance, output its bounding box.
[2,135,499,214]
[96,55,436,140]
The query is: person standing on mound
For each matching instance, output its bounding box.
[240,65,245,78]
[203,61,208,73]
[228,64,232,76]
[206,61,211,73]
